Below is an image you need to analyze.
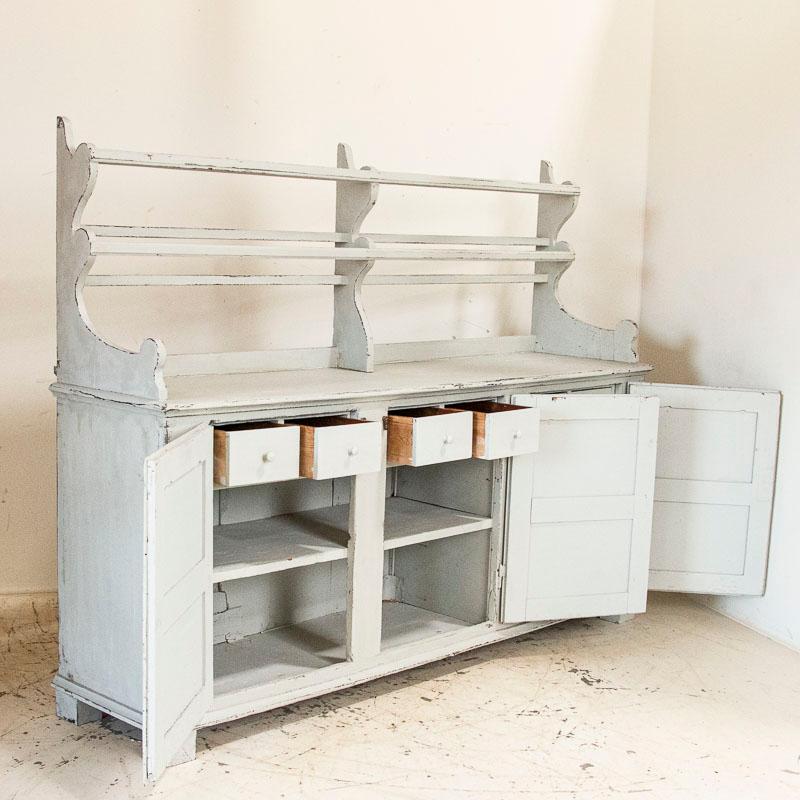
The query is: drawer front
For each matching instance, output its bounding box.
[478,406,539,459]
[300,419,382,480]
[214,424,300,487]
[450,401,540,460]
[387,408,473,467]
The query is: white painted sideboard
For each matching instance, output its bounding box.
[50,118,781,781]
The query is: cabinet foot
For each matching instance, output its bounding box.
[169,731,197,767]
[599,613,636,625]
[55,687,103,725]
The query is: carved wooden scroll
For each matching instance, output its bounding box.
[56,117,166,402]
[333,144,377,372]
[532,161,638,363]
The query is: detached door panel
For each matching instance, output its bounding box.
[630,384,780,595]
[503,395,659,622]
[143,423,213,782]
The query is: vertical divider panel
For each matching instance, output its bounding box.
[346,404,388,660]
[334,144,378,372]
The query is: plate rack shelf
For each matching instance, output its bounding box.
[56,116,637,405]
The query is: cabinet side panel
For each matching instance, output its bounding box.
[57,397,164,717]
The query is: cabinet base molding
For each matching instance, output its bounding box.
[599,613,637,625]
[52,676,142,729]
[54,687,103,725]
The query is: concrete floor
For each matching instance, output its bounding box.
[1,593,799,799]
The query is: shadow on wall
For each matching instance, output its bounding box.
[638,332,699,386]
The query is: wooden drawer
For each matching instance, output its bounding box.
[450,401,540,460]
[386,407,473,467]
[214,422,300,488]
[295,417,382,480]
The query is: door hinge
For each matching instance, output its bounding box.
[496,562,506,591]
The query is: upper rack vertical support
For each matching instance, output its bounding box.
[531,160,638,362]
[56,117,167,403]
[333,144,378,372]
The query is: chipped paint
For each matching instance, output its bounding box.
[2,594,800,797]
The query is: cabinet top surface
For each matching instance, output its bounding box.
[157,352,650,415]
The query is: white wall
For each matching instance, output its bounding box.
[642,0,800,648]
[0,1,654,592]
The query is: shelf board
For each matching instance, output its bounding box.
[213,601,473,699]
[85,225,551,247]
[92,147,581,195]
[212,497,492,582]
[383,498,492,549]
[86,235,574,262]
[85,273,548,287]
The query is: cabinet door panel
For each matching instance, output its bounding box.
[143,423,213,782]
[630,384,780,595]
[502,395,659,623]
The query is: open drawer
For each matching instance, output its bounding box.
[214,421,300,488]
[449,401,540,460]
[386,407,473,467]
[295,416,382,480]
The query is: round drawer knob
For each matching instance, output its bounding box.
[262,451,276,463]
[348,445,359,456]
[513,430,523,439]
[443,434,454,445]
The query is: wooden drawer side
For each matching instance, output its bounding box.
[386,407,472,467]
[214,421,301,487]
[296,417,382,480]
[449,401,540,460]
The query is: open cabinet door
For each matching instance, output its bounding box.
[629,384,780,595]
[143,424,213,782]
[502,395,659,622]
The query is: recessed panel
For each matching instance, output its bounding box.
[650,501,749,575]
[160,594,206,731]
[533,419,638,498]
[656,407,756,483]
[161,462,205,592]
[529,520,632,599]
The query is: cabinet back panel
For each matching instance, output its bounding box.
[394,459,493,517]
[393,531,490,624]
[218,479,335,525]
[214,561,347,641]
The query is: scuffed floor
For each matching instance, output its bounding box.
[1,593,799,799]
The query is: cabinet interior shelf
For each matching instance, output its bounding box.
[212,496,492,583]
[213,601,473,700]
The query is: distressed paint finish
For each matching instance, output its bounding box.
[5,595,800,798]
[630,383,781,595]
[55,397,164,724]
[143,424,213,782]
[51,120,781,785]
[56,117,166,403]
[503,394,659,623]
[532,161,639,363]
[55,120,639,406]
[345,404,388,661]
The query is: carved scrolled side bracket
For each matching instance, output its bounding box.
[56,117,166,403]
[333,143,378,372]
[532,160,638,363]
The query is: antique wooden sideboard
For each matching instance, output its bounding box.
[51,118,780,781]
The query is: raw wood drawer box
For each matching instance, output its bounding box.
[295,416,382,480]
[385,407,473,467]
[449,401,540,460]
[213,421,300,488]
